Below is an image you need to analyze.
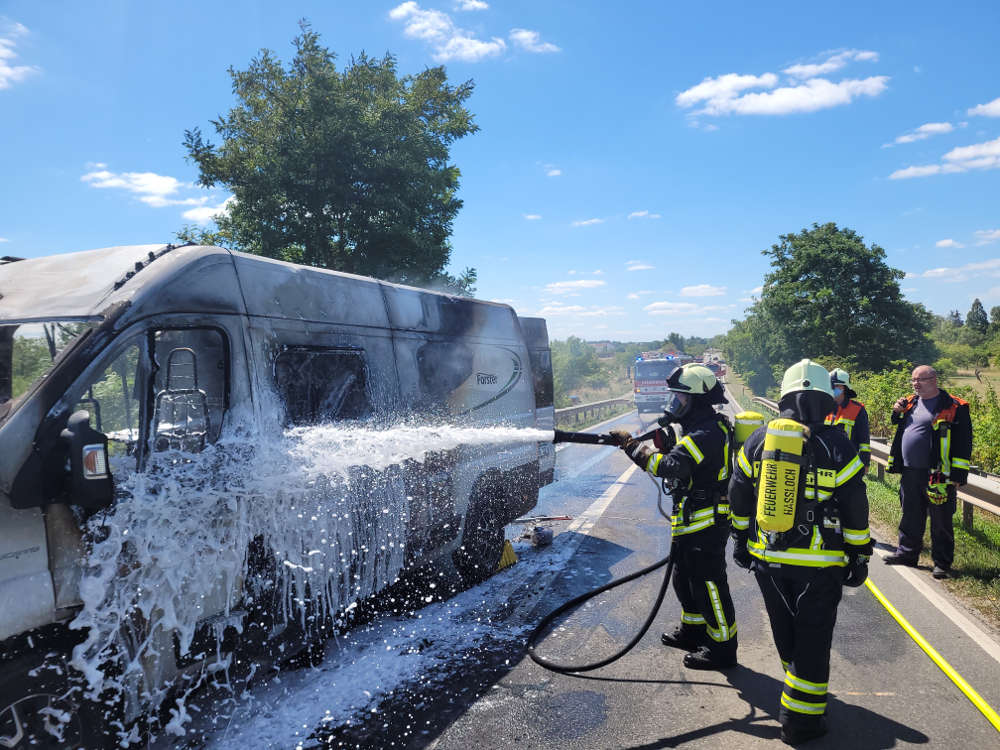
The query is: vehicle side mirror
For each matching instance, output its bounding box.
[60,410,114,510]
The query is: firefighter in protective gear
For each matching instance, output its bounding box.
[825,368,871,471]
[729,359,871,745]
[610,364,737,671]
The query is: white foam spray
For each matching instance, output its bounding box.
[68,409,552,739]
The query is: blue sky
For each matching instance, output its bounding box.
[2,1,999,341]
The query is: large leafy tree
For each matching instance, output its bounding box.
[183,23,479,293]
[724,222,935,389]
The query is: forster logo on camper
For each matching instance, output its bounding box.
[477,372,498,385]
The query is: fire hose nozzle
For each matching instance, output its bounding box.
[552,430,616,445]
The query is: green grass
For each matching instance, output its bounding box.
[864,472,1000,629]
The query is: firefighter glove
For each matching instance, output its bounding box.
[652,427,676,452]
[732,534,753,570]
[609,429,635,451]
[842,554,869,588]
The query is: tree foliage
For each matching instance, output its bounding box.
[968,298,989,333]
[722,223,935,390]
[183,22,479,294]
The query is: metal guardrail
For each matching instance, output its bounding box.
[554,395,633,426]
[748,395,1000,527]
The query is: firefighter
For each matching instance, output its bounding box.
[729,359,871,745]
[610,363,737,670]
[825,368,871,471]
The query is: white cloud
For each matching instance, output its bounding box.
[884,122,954,147]
[389,2,505,62]
[968,97,1000,117]
[782,49,878,79]
[914,258,1000,282]
[546,168,562,177]
[935,239,963,248]
[535,301,623,317]
[571,218,603,227]
[544,279,606,295]
[626,290,654,300]
[182,196,235,225]
[509,28,560,54]
[0,21,39,90]
[680,284,726,297]
[974,229,1000,245]
[644,300,730,316]
[455,0,488,9]
[628,210,662,220]
[0,237,9,243]
[592,269,604,275]
[626,260,654,271]
[677,50,887,117]
[523,213,541,220]
[81,168,191,205]
[890,136,1000,179]
[750,285,763,294]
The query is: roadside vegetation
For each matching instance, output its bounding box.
[865,471,1000,631]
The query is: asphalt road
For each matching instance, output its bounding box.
[194,402,1000,749]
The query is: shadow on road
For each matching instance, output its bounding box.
[622,666,929,749]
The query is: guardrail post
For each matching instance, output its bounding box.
[962,499,974,532]
[876,462,884,481]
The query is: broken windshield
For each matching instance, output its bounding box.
[0,320,96,420]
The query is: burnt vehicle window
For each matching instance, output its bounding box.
[529,349,553,408]
[72,336,143,476]
[151,328,229,452]
[274,347,371,424]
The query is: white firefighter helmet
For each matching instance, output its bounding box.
[780,359,834,400]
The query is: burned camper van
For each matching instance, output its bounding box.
[0,244,550,745]
[517,316,555,486]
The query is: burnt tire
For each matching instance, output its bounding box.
[453,481,506,586]
[0,652,107,749]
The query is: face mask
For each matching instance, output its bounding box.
[663,391,691,420]
[833,386,845,398]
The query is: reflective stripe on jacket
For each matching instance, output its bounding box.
[824,399,870,468]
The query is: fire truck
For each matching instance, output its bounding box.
[632,352,680,415]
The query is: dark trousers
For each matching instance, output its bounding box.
[755,566,843,728]
[673,525,737,651]
[897,467,956,568]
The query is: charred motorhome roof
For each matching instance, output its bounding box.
[0,244,522,341]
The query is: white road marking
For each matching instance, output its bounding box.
[873,547,1000,667]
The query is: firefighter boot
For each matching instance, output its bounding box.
[660,626,703,652]
[682,638,737,670]
[780,717,827,745]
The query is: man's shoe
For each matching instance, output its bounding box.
[660,627,702,652]
[884,552,918,566]
[932,565,951,579]
[780,717,828,745]
[682,645,737,671]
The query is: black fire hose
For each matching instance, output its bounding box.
[526,545,675,673]
[529,427,678,673]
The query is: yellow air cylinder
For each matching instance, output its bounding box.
[756,418,807,533]
[734,411,765,444]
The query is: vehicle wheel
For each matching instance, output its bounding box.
[453,482,505,586]
[0,652,106,749]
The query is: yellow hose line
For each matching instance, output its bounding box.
[865,578,1000,732]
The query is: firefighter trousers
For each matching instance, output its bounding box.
[755,565,843,729]
[672,524,737,653]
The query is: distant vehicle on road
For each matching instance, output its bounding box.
[633,353,680,415]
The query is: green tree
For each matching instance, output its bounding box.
[947,310,963,327]
[990,305,1000,332]
[967,298,989,333]
[184,22,479,294]
[728,223,935,388]
[551,336,603,397]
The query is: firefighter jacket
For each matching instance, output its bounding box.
[639,409,732,538]
[824,399,870,469]
[729,423,872,577]
[888,388,972,484]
